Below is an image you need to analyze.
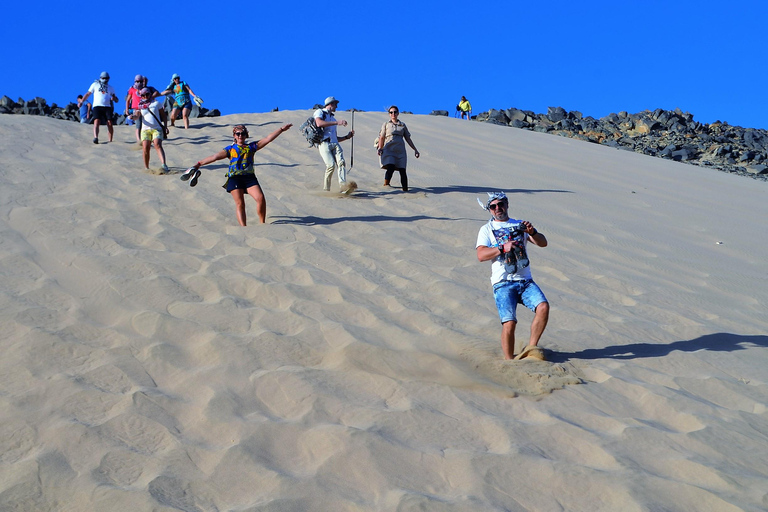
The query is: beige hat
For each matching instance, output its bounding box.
[324,96,339,106]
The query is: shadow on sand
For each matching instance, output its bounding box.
[270,214,456,226]
[549,333,768,362]
[418,185,573,196]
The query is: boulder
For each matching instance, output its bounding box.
[547,106,567,122]
[429,110,449,116]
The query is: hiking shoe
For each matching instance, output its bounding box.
[180,167,197,181]
[161,164,170,174]
[189,169,202,187]
[93,137,98,144]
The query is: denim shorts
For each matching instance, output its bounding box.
[492,279,547,323]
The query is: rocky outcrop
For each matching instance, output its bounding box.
[0,95,220,124]
[474,107,768,180]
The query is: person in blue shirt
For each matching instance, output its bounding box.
[180,123,292,226]
[76,95,91,123]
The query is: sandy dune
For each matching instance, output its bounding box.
[0,110,766,511]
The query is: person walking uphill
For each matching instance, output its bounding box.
[179,123,292,226]
[314,96,355,193]
[377,105,419,192]
[458,96,471,120]
[476,192,550,360]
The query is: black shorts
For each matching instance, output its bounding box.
[92,106,111,123]
[225,174,260,192]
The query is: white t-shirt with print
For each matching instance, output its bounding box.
[87,80,116,107]
[476,217,532,284]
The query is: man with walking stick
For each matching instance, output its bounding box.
[314,96,355,193]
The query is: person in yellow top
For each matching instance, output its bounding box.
[458,96,472,120]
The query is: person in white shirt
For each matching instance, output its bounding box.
[476,191,550,360]
[313,96,355,192]
[130,88,169,173]
[81,71,119,144]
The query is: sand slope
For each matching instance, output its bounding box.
[0,111,766,511]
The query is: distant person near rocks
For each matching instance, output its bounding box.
[179,122,293,226]
[130,88,169,173]
[81,71,119,143]
[376,105,419,192]
[163,73,201,130]
[458,96,472,120]
[125,75,144,141]
[76,95,91,124]
[476,192,549,360]
[314,96,355,193]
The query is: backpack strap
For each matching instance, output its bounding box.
[146,105,167,134]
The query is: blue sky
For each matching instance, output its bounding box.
[4,1,766,129]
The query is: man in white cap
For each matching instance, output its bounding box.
[313,96,355,192]
[82,71,119,144]
[476,192,550,360]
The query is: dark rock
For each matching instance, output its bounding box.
[469,104,767,181]
[547,106,567,122]
[1,93,220,124]
[504,108,528,124]
[486,109,508,124]
[430,110,449,116]
[672,149,694,161]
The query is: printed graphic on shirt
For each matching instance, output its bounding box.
[225,142,259,176]
[492,224,529,275]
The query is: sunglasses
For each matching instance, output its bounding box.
[389,111,399,114]
[234,131,247,137]
[489,202,507,210]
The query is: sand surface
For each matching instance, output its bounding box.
[1,111,766,511]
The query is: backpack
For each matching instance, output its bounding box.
[300,110,327,147]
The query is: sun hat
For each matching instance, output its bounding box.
[139,88,150,96]
[324,96,339,106]
[100,71,110,79]
[172,73,180,80]
[477,191,508,211]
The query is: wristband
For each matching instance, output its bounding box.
[196,161,202,168]
[498,245,505,255]
[530,229,538,236]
